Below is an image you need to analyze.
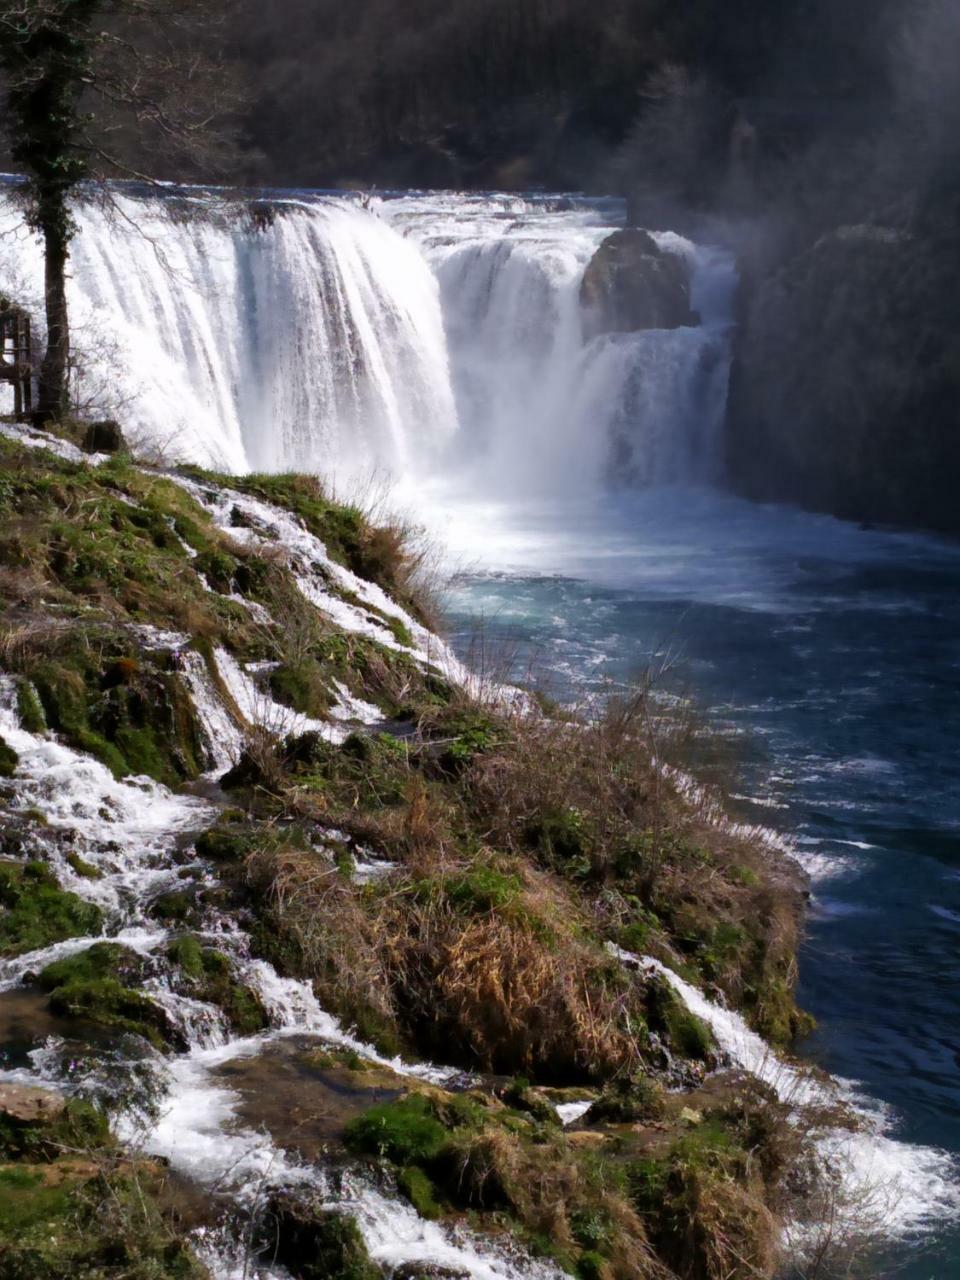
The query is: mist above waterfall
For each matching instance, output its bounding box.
[0,189,734,501]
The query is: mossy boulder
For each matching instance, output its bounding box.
[343,1094,447,1165]
[0,1093,108,1163]
[0,735,19,778]
[647,978,715,1064]
[167,936,269,1036]
[585,1074,666,1124]
[262,1196,379,1280]
[0,862,103,959]
[37,944,182,1052]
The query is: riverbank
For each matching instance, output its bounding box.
[0,423,840,1279]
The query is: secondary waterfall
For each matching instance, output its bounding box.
[0,188,734,491]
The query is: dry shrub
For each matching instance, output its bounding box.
[458,695,806,1043]
[376,861,643,1081]
[246,838,398,1049]
[446,1123,672,1280]
[672,1170,780,1280]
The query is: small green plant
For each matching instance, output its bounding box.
[343,1095,446,1165]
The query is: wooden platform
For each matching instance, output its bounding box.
[0,299,34,419]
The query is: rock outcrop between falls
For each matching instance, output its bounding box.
[580,229,697,340]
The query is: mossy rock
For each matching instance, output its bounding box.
[585,1075,665,1124]
[0,1095,108,1163]
[65,853,101,881]
[0,735,19,778]
[38,944,180,1052]
[397,1165,442,1219]
[263,1196,379,1280]
[343,1094,447,1165]
[37,942,146,992]
[269,661,334,719]
[0,862,103,959]
[27,653,205,786]
[194,826,251,862]
[647,979,715,1063]
[15,682,46,735]
[151,890,195,923]
[167,936,269,1036]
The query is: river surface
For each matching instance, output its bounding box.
[433,487,960,1278]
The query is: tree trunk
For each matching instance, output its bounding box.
[37,208,70,422]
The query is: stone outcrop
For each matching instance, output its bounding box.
[727,214,960,533]
[580,229,697,340]
[0,1082,67,1125]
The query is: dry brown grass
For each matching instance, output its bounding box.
[376,862,644,1079]
[439,1119,674,1280]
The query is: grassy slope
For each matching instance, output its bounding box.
[0,434,813,1280]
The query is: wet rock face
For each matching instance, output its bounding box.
[0,1081,66,1125]
[580,229,697,340]
[727,220,960,532]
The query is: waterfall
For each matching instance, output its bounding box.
[0,188,735,492]
[0,192,458,477]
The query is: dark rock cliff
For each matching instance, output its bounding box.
[727,202,960,532]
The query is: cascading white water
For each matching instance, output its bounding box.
[388,197,736,495]
[0,191,458,477]
[0,187,734,493]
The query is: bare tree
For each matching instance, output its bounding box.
[0,0,239,421]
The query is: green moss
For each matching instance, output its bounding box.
[38,944,174,1051]
[266,1206,379,1280]
[343,1095,447,1165]
[269,661,333,718]
[166,935,204,980]
[647,979,714,1063]
[25,653,205,786]
[65,853,101,880]
[194,826,251,862]
[0,862,103,959]
[194,548,239,594]
[15,681,46,735]
[37,942,144,991]
[45,978,175,1050]
[152,891,193,923]
[586,1075,665,1124]
[167,936,268,1036]
[397,1165,442,1219]
[383,615,414,648]
[0,735,19,778]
